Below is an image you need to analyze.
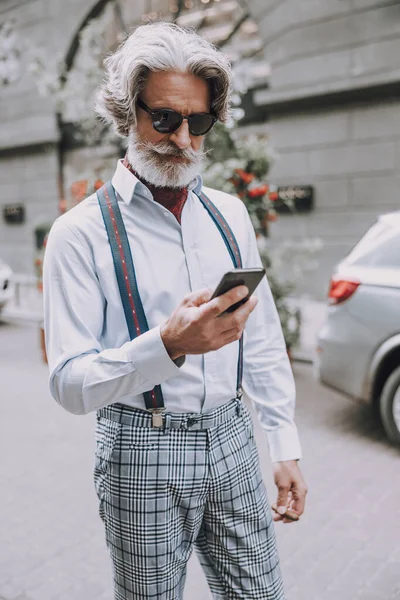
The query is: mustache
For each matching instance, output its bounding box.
[139,139,209,162]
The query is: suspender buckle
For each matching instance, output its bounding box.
[150,408,165,429]
[236,386,243,401]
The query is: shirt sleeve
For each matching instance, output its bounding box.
[240,204,302,463]
[43,219,184,416]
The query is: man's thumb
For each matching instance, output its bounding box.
[276,486,289,514]
[188,287,213,307]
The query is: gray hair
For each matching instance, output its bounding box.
[96,21,232,136]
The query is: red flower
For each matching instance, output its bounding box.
[71,180,88,202]
[94,179,104,191]
[269,191,279,202]
[248,184,268,198]
[234,168,255,185]
[59,198,68,214]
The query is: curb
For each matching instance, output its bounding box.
[292,355,314,365]
[291,349,314,365]
[1,310,43,324]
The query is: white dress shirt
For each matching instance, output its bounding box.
[43,160,301,462]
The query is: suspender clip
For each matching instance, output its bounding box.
[150,408,166,429]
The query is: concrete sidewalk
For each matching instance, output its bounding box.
[2,321,400,600]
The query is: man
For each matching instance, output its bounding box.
[43,21,307,600]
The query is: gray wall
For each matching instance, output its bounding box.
[250,0,400,103]
[0,145,59,273]
[2,0,400,299]
[243,0,400,298]
[0,0,148,274]
[267,100,400,298]
[0,0,95,273]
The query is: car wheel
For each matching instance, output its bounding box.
[380,366,400,445]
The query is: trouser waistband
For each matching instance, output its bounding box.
[97,397,243,431]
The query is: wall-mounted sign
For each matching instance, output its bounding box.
[3,203,25,224]
[275,186,314,213]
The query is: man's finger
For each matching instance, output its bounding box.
[201,285,249,318]
[186,288,214,307]
[272,503,299,523]
[291,484,308,517]
[217,294,258,329]
[221,327,242,344]
[276,484,290,517]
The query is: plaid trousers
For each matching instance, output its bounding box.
[94,398,285,600]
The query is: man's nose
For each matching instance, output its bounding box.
[169,119,191,150]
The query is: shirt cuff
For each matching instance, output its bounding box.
[126,325,185,385]
[266,426,302,463]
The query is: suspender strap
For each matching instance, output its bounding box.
[97,182,165,411]
[196,191,244,399]
[97,181,245,413]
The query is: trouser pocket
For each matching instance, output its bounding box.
[93,416,121,521]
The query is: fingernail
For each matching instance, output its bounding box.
[277,506,287,515]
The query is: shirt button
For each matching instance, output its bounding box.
[164,211,169,217]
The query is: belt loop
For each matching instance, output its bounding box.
[163,413,171,433]
[235,398,243,417]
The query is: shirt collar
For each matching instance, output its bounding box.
[111,159,203,205]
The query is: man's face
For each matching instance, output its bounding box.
[127,71,211,188]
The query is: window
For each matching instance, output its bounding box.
[346,222,400,268]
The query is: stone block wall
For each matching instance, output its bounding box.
[0,0,100,274]
[259,100,400,299]
[242,0,400,297]
[251,0,400,103]
[2,0,400,301]
[0,145,59,273]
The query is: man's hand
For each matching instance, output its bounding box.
[160,286,258,360]
[272,460,307,524]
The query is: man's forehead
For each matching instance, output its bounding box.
[142,71,210,108]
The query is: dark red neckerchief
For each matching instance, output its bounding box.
[123,157,188,224]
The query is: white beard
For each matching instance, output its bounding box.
[126,130,206,188]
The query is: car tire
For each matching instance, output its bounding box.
[380,365,400,446]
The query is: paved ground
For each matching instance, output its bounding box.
[1,320,399,600]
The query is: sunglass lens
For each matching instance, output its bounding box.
[152,110,182,133]
[189,114,215,135]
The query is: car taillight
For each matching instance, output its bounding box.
[328,278,360,305]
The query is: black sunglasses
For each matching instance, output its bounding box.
[137,98,217,136]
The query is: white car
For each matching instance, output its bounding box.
[0,259,14,315]
[316,211,400,445]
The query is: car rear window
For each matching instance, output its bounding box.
[345,221,400,268]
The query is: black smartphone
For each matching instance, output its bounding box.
[210,268,266,314]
